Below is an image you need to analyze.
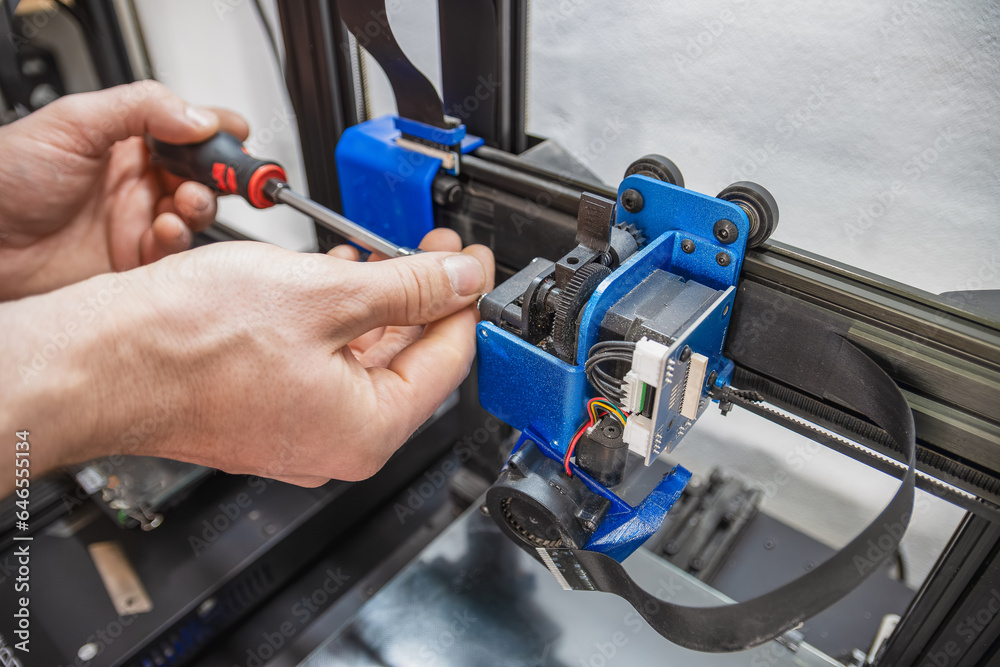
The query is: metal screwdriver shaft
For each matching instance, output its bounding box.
[263,181,419,258]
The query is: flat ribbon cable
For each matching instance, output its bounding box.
[530,334,916,652]
[338,0,449,129]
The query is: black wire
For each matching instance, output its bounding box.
[586,341,636,402]
[251,0,283,72]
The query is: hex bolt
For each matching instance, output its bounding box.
[680,345,692,362]
[713,219,738,244]
[681,238,695,254]
[621,188,644,213]
[716,251,731,267]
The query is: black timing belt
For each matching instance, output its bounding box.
[532,334,916,652]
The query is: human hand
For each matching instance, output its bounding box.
[1,231,494,489]
[0,81,249,300]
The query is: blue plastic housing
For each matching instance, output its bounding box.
[478,176,750,454]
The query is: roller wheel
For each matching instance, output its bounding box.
[624,154,684,188]
[717,181,779,248]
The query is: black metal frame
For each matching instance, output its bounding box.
[270,5,1000,665]
[275,0,360,251]
[14,2,992,663]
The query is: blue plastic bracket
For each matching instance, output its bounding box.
[513,431,692,562]
[335,115,484,251]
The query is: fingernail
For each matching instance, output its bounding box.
[443,254,485,296]
[186,105,216,129]
[193,191,212,211]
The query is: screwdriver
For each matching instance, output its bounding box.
[146,132,420,257]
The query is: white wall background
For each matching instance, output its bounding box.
[132,1,990,587]
[132,0,315,251]
[527,1,1000,298]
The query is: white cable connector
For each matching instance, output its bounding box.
[623,414,654,457]
[622,370,645,414]
[631,337,669,386]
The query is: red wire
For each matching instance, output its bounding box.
[564,419,593,477]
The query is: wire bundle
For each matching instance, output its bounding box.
[563,398,628,477]
[584,340,637,402]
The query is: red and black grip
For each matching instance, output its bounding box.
[146,132,287,209]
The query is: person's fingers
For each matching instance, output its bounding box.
[209,107,250,142]
[44,80,226,157]
[357,326,423,368]
[155,195,175,217]
[329,245,493,344]
[348,328,386,357]
[268,475,330,488]
[418,227,463,253]
[367,306,479,452]
[350,228,463,364]
[172,181,218,232]
[460,244,495,293]
[139,212,192,265]
[327,244,360,261]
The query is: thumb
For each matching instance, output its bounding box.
[44,80,220,157]
[332,246,493,342]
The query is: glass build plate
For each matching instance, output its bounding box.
[299,502,840,667]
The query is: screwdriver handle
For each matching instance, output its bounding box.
[146,132,287,209]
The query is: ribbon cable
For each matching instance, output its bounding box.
[534,335,916,652]
[338,0,449,129]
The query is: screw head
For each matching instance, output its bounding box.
[679,345,692,362]
[716,251,731,267]
[78,644,99,661]
[706,370,718,388]
[681,238,695,254]
[621,188,644,213]
[713,219,738,244]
